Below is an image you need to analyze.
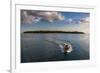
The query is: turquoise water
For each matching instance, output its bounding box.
[21,33,89,63]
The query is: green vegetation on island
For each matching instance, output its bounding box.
[23,30,85,34]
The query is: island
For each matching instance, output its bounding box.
[23,30,85,34]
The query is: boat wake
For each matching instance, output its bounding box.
[46,38,73,53]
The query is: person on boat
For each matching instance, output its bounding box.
[64,44,69,55]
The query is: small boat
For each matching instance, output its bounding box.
[59,42,73,53]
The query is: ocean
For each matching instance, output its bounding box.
[21,33,89,63]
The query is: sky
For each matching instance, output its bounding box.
[21,10,90,33]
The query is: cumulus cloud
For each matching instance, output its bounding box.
[36,12,64,22]
[79,17,89,24]
[21,10,38,24]
[21,10,64,24]
[65,18,76,24]
[67,18,73,23]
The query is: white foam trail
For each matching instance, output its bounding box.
[59,44,64,52]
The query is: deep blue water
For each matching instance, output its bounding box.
[21,33,89,63]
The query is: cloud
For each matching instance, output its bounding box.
[21,10,64,24]
[21,10,39,24]
[65,18,76,24]
[37,12,64,22]
[79,17,89,24]
[67,19,73,22]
